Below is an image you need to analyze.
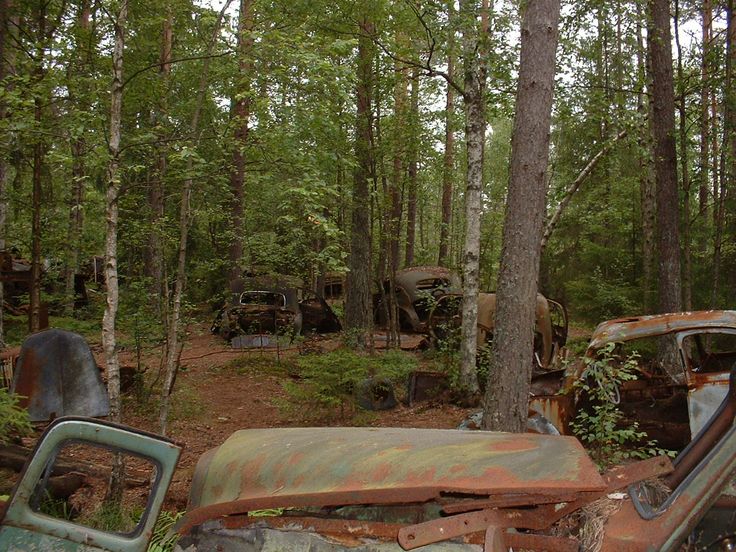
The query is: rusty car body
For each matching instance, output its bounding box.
[174,364,736,551]
[3,367,735,551]
[529,310,736,450]
[375,266,461,333]
[428,292,568,371]
[211,275,340,343]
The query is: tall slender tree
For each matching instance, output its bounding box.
[482,0,561,432]
[438,0,456,267]
[102,0,128,504]
[344,11,375,347]
[457,0,490,397]
[228,0,253,293]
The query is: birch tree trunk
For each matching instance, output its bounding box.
[482,0,560,432]
[102,0,127,504]
[457,0,490,397]
[405,67,419,267]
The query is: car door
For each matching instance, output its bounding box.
[0,417,180,552]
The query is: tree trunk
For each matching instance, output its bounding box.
[344,14,374,348]
[649,0,682,315]
[438,0,455,267]
[649,0,683,381]
[405,67,419,267]
[482,0,560,432]
[0,0,10,347]
[637,1,657,313]
[699,0,712,221]
[102,0,128,504]
[65,0,92,314]
[158,0,232,435]
[674,0,692,310]
[29,2,47,334]
[457,0,490,397]
[228,0,253,293]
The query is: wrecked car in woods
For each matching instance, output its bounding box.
[211,276,340,344]
[428,292,568,370]
[528,310,736,450]
[3,364,735,551]
[375,266,461,333]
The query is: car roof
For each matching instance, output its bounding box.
[588,310,736,351]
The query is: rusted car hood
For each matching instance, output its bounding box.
[180,427,605,533]
[588,310,736,350]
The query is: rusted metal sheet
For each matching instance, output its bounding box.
[588,310,736,350]
[406,370,449,404]
[179,427,605,534]
[601,425,736,551]
[10,329,109,422]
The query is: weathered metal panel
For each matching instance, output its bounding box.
[0,417,181,552]
[588,311,736,351]
[10,329,109,422]
[179,427,605,535]
[601,415,736,551]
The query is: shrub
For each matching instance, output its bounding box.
[281,348,416,421]
[570,343,671,468]
[0,388,31,444]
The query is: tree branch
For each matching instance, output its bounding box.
[541,129,628,251]
[121,50,234,89]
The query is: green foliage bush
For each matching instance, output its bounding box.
[0,388,31,444]
[570,343,671,468]
[281,348,416,421]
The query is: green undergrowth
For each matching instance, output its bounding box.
[570,342,674,469]
[221,354,296,377]
[0,388,31,444]
[279,348,417,422]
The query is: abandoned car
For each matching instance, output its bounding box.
[211,277,340,344]
[427,292,568,370]
[374,266,461,333]
[2,365,735,551]
[527,310,736,450]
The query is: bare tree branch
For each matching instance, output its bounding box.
[541,129,628,251]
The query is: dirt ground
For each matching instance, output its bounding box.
[101,324,477,510]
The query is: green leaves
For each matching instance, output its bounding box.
[570,343,671,469]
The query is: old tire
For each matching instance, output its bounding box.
[355,377,397,411]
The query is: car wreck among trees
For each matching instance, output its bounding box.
[211,274,341,346]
